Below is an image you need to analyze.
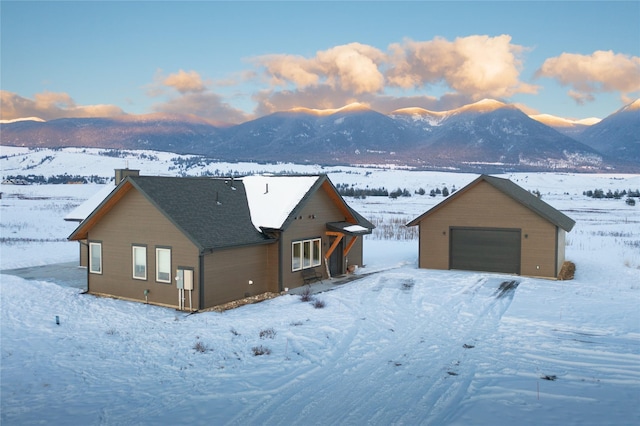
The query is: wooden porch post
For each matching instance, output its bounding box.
[324,231,344,278]
[343,236,358,257]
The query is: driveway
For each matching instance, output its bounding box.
[1,262,87,291]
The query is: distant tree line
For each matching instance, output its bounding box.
[2,174,109,184]
[583,189,640,199]
[99,149,159,161]
[336,183,389,198]
[337,183,457,199]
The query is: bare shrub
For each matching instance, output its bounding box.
[312,299,326,309]
[193,340,210,353]
[367,215,418,240]
[299,286,314,302]
[252,345,271,356]
[259,327,277,339]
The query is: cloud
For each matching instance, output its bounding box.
[252,86,361,117]
[142,69,247,124]
[536,50,640,104]
[0,90,125,121]
[253,42,386,94]
[250,36,538,115]
[163,69,206,94]
[385,35,539,99]
[251,86,473,117]
[152,92,248,125]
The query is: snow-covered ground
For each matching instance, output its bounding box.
[1,147,639,425]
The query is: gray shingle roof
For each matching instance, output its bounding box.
[407,174,575,232]
[481,175,575,232]
[129,176,272,251]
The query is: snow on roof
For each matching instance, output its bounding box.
[64,184,115,221]
[345,224,369,233]
[242,175,319,230]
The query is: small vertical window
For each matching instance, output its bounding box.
[89,242,102,274]
[132,246,147,280]
[292,242,302,271]
[303,240,312,268]
[312,239,321,266]
[156,248,171,283]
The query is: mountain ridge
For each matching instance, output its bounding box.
[2,99,638,173]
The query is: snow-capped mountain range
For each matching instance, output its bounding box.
[1,99,638,172]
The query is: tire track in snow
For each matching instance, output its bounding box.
[225,273,520,425]
[400,276,520,425]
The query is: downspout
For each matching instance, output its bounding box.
[82,240,90,293]
[418,224,422,269]
[199,253,205,310]
[554,226,559,278]
[278,237,283,292]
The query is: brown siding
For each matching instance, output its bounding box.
[87,189,200,308]
[202,244,277,307]
[280,186,364,290]
[417,180,558,278]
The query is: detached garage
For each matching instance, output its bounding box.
[407,175,575,279]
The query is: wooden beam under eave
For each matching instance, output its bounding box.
[324,232,344,260]
[344,236,358,257]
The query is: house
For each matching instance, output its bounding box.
[65,169,140,267]
[68,173,374,310]
[406,174,575,279]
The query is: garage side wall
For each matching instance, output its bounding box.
[417,181,559,278]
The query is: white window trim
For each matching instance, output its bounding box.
[132,245,147,280]
[156,247,171,283]
[292,238,322,271]
[89,242,102,274]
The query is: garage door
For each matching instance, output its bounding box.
[450,227,521,274]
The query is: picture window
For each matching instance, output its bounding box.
[292,238,322,271]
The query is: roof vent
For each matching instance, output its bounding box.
[264,183,269,194]
[216,191,222,206]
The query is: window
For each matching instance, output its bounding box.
[156,247,171,283]
[89,242,102,274]
[132,245,147,280]
[292,238,322,271]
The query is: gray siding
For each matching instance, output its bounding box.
[280,185,365,290]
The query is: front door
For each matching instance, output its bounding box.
[329,237,343,276]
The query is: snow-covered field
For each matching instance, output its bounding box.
[1,147,639,425]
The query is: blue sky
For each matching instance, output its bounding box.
[1,1,639,123]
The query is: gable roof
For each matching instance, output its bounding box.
[64,184,117,222]
[242,175,320,230]
[406,174,575,232]
[68,176,272,251]
[242,174,375,232]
